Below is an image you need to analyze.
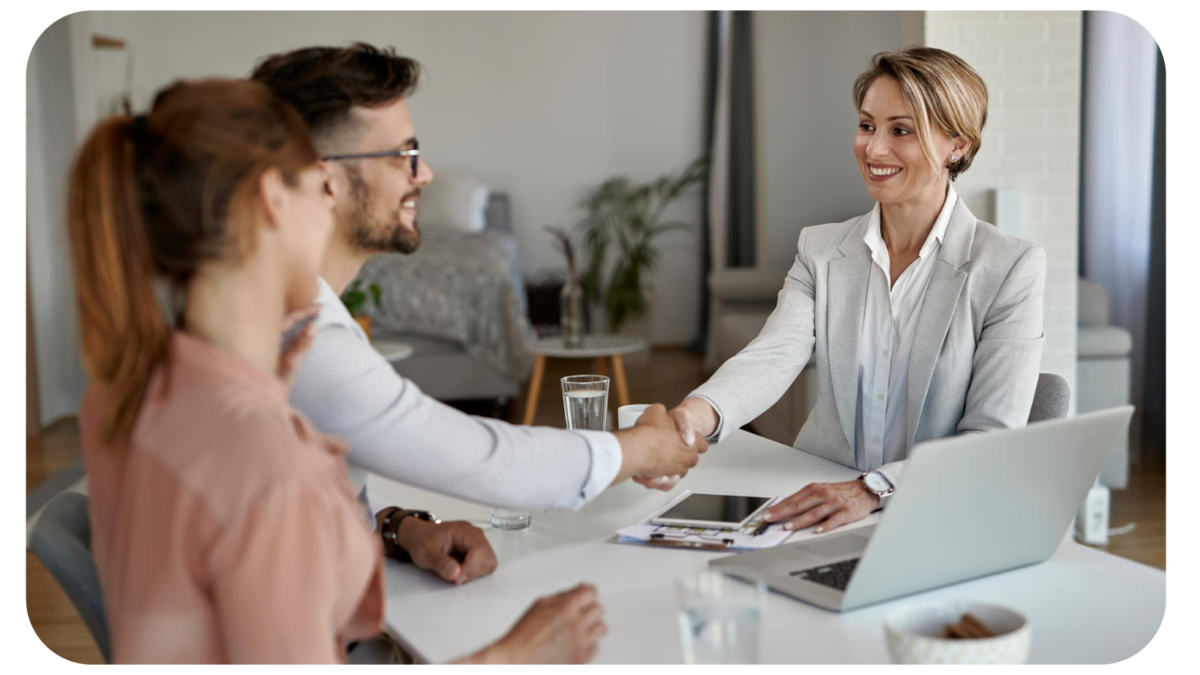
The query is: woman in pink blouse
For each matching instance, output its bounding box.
[68,78,604,664]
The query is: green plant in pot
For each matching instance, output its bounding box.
[577,155,707,333]
[341,279,382,341]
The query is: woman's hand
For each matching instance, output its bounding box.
[761,479,880,534]
[630,399,720,491]
[277,305,320,389]
[464,584,606,664]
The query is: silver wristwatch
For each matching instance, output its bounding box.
[859,471,894,511]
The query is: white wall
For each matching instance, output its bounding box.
[76,10,707,347]
[27,16,88,426]
[754,11,917,266]
[925,10,1082,401]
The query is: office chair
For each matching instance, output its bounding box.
[1028,373,1071,423]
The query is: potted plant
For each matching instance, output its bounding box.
[576,155,707,337]
[341,279,382,341]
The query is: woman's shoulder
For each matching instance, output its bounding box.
[968,217,1046,270]
[796,212,872,257]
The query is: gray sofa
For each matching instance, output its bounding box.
[707,269,1133,488]
[372,193,524,403]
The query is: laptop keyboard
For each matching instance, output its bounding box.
[789,558,860,591]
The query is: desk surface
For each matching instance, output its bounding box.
[368,430,1164,664]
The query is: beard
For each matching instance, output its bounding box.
[342,165,421,255]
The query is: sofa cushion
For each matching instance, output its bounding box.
[715,310,771,363]
[1078,325,1133,358]
[419,171,490,233]
[708,266,791,303]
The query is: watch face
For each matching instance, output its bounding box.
[864,472,891,492]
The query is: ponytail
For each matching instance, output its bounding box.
[67,116,170,444]
[67,79,320,445]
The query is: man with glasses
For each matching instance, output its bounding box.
[250,44,703,617]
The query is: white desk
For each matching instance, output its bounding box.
[367,430,1165,664]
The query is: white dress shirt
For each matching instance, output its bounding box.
[289,277,623,512]
[693,186,959,492]
[858,185,958,488]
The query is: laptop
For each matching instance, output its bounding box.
[709,406,1134,612]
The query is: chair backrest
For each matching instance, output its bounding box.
[1028,373,1071,423]
[28,492,111,663]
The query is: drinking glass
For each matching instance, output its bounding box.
[489,507,533,531]
[561,375,610,431]
[676,568,766,664]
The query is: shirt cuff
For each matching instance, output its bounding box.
[874,460,909,505]
[571,430,623,509]
[686,395,726,442]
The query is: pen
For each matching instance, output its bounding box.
[752,521,771,536]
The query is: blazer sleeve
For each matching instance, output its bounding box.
[688,227,819,443]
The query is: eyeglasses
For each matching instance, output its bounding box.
[322,139,420,179]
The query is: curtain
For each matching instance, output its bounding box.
[1143,48,1166,457]
[1081,10,1159,416]
[696,10,758,358]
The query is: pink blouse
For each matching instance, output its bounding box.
[80,332,384,663]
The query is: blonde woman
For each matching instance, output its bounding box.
[668,47,1046,533]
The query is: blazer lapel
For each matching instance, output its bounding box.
[906,200,977,450]
[828,214,873,454]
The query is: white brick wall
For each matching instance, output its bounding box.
[926,10,1081,407]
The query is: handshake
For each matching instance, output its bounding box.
[609,398,721,491]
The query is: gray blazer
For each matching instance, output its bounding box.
[691,199,1046,476]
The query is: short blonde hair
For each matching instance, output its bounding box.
[853,47,988,181]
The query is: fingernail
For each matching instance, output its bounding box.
[814,527,824,534]
[763,511,773,520]
[685,432,695,446]
[444,562,460,577]
[783,523,793,530]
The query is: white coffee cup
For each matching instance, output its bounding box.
[618,404,651,430]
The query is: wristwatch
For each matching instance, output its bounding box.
[859,471,894,512]
[381,508,441,562]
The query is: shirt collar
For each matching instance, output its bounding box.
[863,183,959,261]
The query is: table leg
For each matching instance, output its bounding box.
[523,355,547,425]
[611,354,631,408]
[595,357,608,377]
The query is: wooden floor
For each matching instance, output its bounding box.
[26,348,1165,664]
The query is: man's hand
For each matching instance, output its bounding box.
[612,404,708,486]
[466,584,606,664]
[394,518,497,585]
[629,399,721,491]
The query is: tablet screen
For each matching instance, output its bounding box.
[656,493,772,525]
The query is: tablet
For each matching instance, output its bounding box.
[649,492,774,530]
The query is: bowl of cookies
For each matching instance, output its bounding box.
[884,601,1031,664]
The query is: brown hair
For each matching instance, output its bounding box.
[67,78,318,443]
[250,42,421,145]
[853,47,988,180]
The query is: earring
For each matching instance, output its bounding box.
[951,155,957,162]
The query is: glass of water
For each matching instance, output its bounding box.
[561,375,609,431]
[490,507,532,531]
[676,568,766,664]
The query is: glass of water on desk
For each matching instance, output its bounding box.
[490,375,610,532]
[676,568,766,664]
[561,375,609,431]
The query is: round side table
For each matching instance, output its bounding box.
[522,335,648,425]
[372,338,415,364]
